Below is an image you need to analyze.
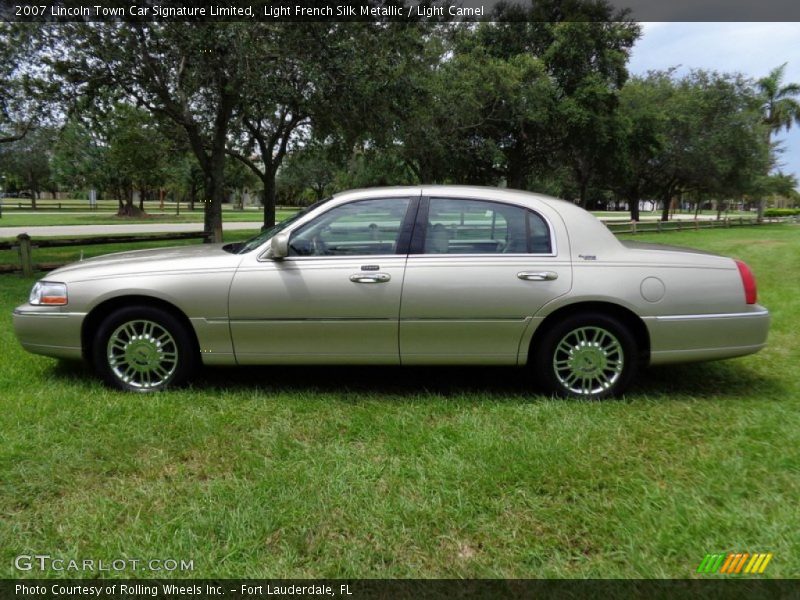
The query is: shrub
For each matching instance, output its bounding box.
[764,208,800,217]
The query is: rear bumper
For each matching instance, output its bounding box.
[644,306,769,365]
[12,306,85,360]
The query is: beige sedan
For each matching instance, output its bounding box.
[13,186,769,398]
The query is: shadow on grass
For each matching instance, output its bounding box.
[631,361,785,399]
[49,357,782,401]
[194,361,781,401]
[195,364,536,400]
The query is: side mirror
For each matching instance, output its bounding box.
[270,232,290,259]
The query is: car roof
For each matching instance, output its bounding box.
[333,185,593,219]
[329,185,622,255]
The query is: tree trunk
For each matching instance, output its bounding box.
[578,178,589,209]
[189,180,196,212]
[660,195,671,222]
[756,198,765,223]
[139,187,146,212]
[627,193,639,221]
[506,143,526,190]
[261,170,277,231]
[203,155,224,243]
[117,187,145,217]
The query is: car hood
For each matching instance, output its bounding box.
[47,243,243,281]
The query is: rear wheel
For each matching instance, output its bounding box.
[92,306,197,392]
[532,312,638,399]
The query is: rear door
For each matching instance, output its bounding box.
[399,195,572,364]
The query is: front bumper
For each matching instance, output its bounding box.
[644,306,770,365]
[13,305,86,360]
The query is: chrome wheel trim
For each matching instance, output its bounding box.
[106,319,178,389]
[553,326,624,396]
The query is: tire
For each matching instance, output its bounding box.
[92,305,198,392]
[532,312,639,399]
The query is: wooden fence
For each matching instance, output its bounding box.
[604,216,791,234]
[0,231,210,276]
[0,201,102,212]
[0,201,301,213]
[0,216,795,277]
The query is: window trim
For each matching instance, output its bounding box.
[409,195,558,257]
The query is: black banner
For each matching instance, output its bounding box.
[3,579,800,600]
[3,0,800,23]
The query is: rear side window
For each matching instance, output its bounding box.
[423,197,552,255]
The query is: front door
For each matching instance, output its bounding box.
[228,196,416,364]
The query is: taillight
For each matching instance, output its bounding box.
[735,260,757,305]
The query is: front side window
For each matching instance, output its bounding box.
[288,198,411,257]
[423,198,552,255]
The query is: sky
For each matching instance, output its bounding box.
[628,22,800,188]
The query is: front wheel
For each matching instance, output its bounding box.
[532,313,639,399]
[92,306,197,392]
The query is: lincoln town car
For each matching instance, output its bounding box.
[13,187,770,398]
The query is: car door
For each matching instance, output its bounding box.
[228,196,417,364]
[399,195,572,364]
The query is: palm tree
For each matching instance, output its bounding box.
[756,63,800,220]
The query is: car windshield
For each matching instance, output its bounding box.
[226,198,333,255]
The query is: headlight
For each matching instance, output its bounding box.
[29,281,68,306]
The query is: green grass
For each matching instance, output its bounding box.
[0,231,256,269]
[0,209,298,228]
[0,225,798,578]
[1,208,749,228]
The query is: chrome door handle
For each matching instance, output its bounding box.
[350,273,391,283]
[517,271,558,281]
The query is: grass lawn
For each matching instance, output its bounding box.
[1,209,751,229]
[0,231,256,269]
[0,209,298,228]
[0,225,798,578]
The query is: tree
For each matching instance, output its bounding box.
[277,144,340,202]
[545,20,640,208]
[50,23,258,241]
[229,22,429,229]
[0,127,57,204]
[746,171,799,211]
[51,103,177,214]
[608,70,770,221]
[462,3,640,200]
[0,24,46,145]
[52,118,112,199]
[606,74,666,220]
[104,104,170,216]
[395,37,551,187]
[756,63,800,220]
[163,152,205,210]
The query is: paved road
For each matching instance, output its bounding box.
[0,221,263,238]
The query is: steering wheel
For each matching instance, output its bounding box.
[311,234,328,255]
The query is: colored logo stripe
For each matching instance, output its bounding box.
[748,553,773,574]
[698,553,773,574]
[697,554,726,573]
